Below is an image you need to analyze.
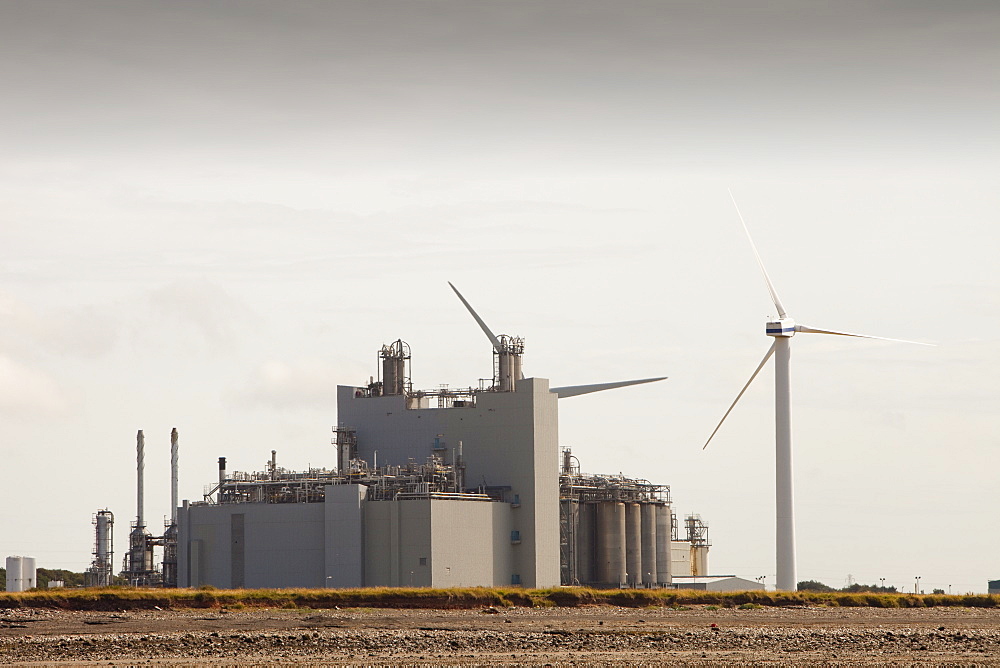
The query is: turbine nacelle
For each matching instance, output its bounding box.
[766,318,796,338]
[448,282,666,398]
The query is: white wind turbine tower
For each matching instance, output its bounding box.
[704,194,931,592]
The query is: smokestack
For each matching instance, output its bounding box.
[270,450,277,479]
[136,430,145,527]
[218,457,226,487]
[170,428,179,525]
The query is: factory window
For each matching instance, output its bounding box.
[511,574,521,585]
[510,530,521,544]
[419,557,427,566]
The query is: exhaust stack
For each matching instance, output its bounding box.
[136,430,145,528]
[170,428,178,524]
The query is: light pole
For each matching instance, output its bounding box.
[915,576,921,594]
[879,578,885,590]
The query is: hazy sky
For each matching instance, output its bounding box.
[1,1,997,592]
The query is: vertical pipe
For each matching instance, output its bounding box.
[170,428,179,525]
[774,337,796,591]
[136,430,145,527]
[270,449,277,479]
[455,440,464,491]
[218,457,226,487]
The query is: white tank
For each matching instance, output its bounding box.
[22,557,36,590]
[5,556,36,592]
[5,556,21,592]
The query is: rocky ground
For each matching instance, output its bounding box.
[1,604,999,666]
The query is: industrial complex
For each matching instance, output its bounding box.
[14,284,726,592]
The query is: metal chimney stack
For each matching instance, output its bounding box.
[170,428,179,525]
[136,429,145,528]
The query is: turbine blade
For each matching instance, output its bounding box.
[448,282,502,353]
[703,342,777,450]
[550,376,667,398]
[795,324,935,346]
[729,190,787,319]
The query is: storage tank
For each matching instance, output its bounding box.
[640,503,657,586]
[5,556,35,592]
[625,503,641,586]
[5,556,21,592]
[596,501,625,585]
[21,557,36,590]
[655,504,672,585]
[576,502,596,584]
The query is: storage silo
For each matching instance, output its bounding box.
[596,501,625,585]
[5,556,35,592]
[21,557,36,590]
[624,503,641,586]
[576,502,596,584]
[640,503,657,586]
[655,504,671,585]
[5,556,21,592]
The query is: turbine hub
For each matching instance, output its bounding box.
[766,317,796,337]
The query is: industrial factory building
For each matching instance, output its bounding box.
[168,285,711,589]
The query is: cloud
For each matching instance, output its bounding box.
[0,290,119,359]
[145,279,253,346]
[0,355,67,417]
[229,359,344,411]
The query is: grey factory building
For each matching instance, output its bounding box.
[173,285,710,590]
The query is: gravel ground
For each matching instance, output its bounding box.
[2,605,999,666]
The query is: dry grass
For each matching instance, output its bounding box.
[0,586,996,611]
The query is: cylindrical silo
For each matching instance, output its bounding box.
[596,501,625,585]
[640,503,657,586]
[5,556,22,592]
[655,504,672,585]
[576,502,596,584]
[625,503,641,587]
[21,557,36,590]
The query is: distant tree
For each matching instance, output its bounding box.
[0,567,5,590]
[842,583,898,593]
[932,588,945,595]
[33,568,87,589]
[797,580,835,592]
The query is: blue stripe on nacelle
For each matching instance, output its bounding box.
[766,326,795,335]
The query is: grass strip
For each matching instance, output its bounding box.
[1,587,996,611]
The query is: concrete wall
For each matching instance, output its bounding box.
[671,540,692,577]
[180,502,327,589]
[324,485,366,588]
[338,377,560,588]
[180,493,509,589]
[365,498,509,587]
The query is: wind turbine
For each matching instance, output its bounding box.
[448,282,666,398]
[703,194,931,591]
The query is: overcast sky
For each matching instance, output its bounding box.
[1,0,997,592]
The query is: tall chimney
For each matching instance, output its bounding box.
[170,428,179,525]
[218,457,226,487]
[136,430,145,527]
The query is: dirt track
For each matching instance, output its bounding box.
[2,604,999,666]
